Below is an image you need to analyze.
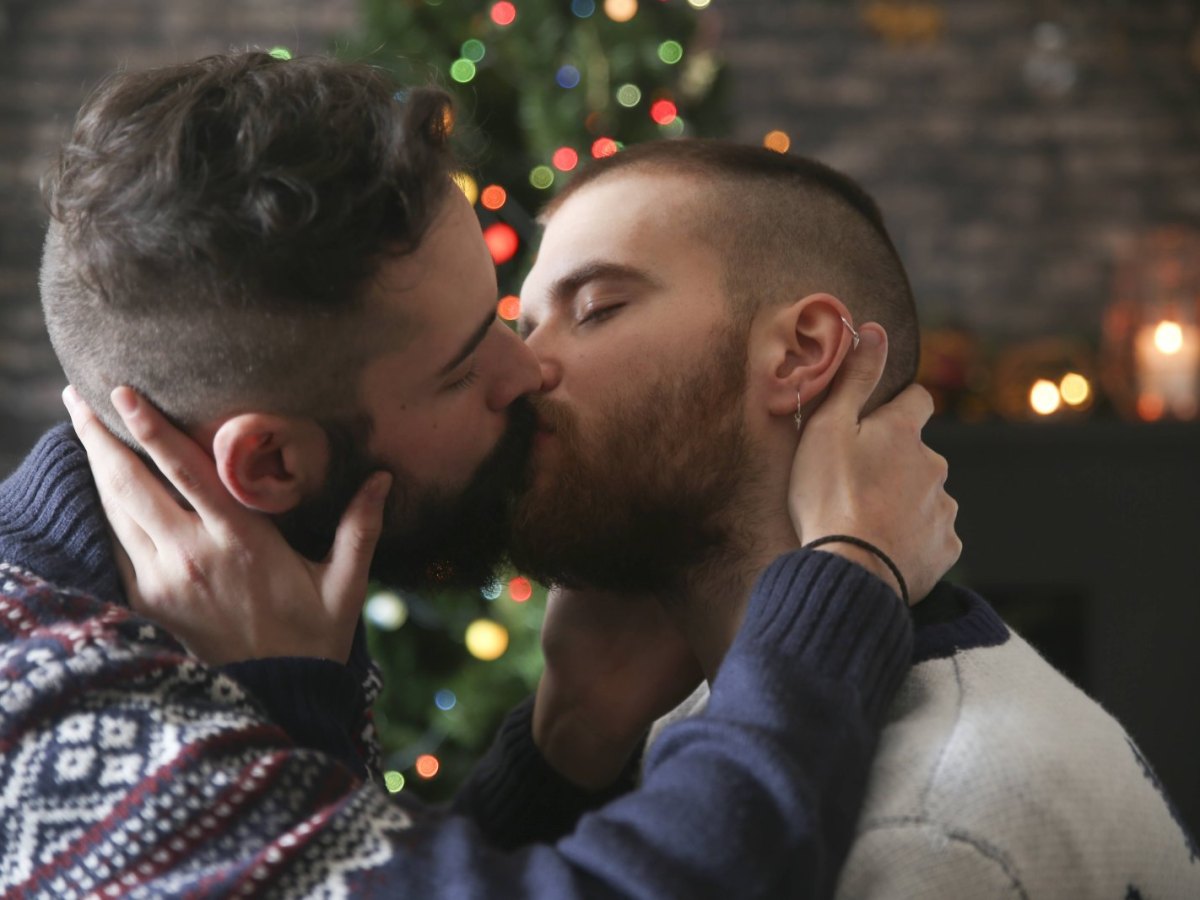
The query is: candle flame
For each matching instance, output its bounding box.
[1154,320,1184,355]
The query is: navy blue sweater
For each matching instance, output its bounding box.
[0,425,913,898]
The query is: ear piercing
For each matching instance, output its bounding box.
[796,318,862,431]
[841,316,861,350]
[795,393,803,431]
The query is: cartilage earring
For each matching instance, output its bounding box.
[794,393,803,431]
[841,316,861,350]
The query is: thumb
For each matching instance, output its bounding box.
[824,322,888,422]
[320,471,392,621]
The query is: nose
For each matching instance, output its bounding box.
[486,323,542,412]
[522,323,562,393]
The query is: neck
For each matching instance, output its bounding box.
[659,467,801,682]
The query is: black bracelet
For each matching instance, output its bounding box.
[804,534,909,606]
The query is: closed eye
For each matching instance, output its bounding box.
[446,362,480,391]
[579,303,625,327]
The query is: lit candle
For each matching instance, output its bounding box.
[1134,319,1200,420]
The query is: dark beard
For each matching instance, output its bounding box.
[277,397,536,592]
[509,329,753,593]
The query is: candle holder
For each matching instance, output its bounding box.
[1102,226,1200,422]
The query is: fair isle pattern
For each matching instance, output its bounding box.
[0,562,411,898]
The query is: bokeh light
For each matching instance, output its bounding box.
[483,222,519,265]
[268,47,292,61]
[592,137,619,158]
[552,147,580,171]
[481,579,504,601]
[461,39,487,62]
[383,771,405,793]
[1029,379,1062,416]
[605,0,638,23]
[451,171,478,206]
[660,117,685,137]
[650,99,678,125]
[450,58,477,83]
[687,0,711,8]
[497,295,521,321]
[657,40,684,64]
[1059,372,1091,406]
[1154,320,1184,355]
[434,689,457,711]
[415,754,440,779]
[1137,393,1165,422]
[616,83,642,107]
[763,130,791,153]
[530,165,555,189]
[490,1,517,26]
[480,184,507,210]
[465,619,510,661]
[571,0,596,17]
[508,577,533,603]
[556,65,582,89]
[365,592,408,630]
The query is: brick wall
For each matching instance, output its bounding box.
[0,0,358,473]
[719,0,1200,339]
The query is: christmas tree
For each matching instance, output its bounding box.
[340,0,729,801]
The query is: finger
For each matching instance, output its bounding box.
[64,385,161,559]
[110,386,235,527]
[320,471,392,621]
[819,322,888,422]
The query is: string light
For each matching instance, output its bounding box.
[268,47,292,61]
[451,172,479,205]
[461,39,487,62]
[592,137,619,158]
[480,184,507,210]
[605,0,638,23]
[571,0,596,17]
[763,130,791,153]
[660,117,685,137]
[497,295,521,321]
[616,84,642,107]
[365,592,409,630]
[481,579,504,601]
[508,577,533,603]
[450,58,477,83]
[687,0,711,8]
[415,754,440,779]
[490,1,517,26]
[465,619,509,660]
[650,99,678,125]
[552,147,579,171]
[657,40,684,64]
[556,65,582,89]
[1059,372,1091,407]
[1029,379,1062,416]
[530,165,555,189]
[483,223,519,265]
[434,689,457,711]
[384,771,405,793]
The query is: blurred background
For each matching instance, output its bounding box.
[0,0,1197,833]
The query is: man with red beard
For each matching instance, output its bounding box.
[513,139,1198,897]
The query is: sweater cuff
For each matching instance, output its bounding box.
[727,548,914,726]
[222,656,367,775]
[454,694,640,849]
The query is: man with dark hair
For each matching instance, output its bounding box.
[0,51,961,896]
[515,140,1199,897]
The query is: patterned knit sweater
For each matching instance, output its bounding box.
[0,426,914,898]
[650,586,1200,898]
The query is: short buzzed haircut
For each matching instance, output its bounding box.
[543,140,919,404]
[41,51,454,440]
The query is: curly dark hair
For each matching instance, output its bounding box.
[41,51,455,437]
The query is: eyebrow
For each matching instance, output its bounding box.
[547,260,662,301]
[438,308,496,377]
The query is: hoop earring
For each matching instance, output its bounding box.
[841,316,862,350]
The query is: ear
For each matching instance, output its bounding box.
[211,413,331,514]
[751,293,858,423]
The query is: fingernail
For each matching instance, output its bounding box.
[367,471,393,502]
[862,326,884,348]
[110,387,138,416]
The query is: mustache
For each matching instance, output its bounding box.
[529,394,578,438]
